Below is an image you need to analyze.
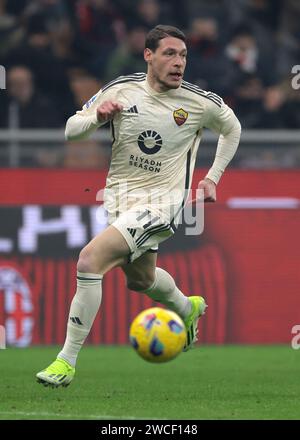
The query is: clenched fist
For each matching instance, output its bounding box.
[198,178,217,202]
[96,100,123,123]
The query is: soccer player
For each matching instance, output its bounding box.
[36,25,241,387]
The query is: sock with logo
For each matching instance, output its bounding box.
[58,271,103,367]
[141,267,191,319]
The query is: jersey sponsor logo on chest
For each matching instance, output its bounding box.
[173,108,188,126]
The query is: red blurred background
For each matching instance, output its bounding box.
[1,168,299,346]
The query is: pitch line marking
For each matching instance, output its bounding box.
[0,411,163,420]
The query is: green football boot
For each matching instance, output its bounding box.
[36,358,75,388]
[183,296,207,351]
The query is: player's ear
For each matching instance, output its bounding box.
[144,48,152,64]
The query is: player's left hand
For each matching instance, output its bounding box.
[198,178,217,202]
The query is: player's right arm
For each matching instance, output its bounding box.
[65,88,123,141]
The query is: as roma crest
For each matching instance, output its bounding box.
[173,108,188,126]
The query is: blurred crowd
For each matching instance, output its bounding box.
[0,0,299,167]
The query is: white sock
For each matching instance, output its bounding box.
[58,271,103,367]
[142,267,191,319]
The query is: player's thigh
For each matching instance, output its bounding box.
[78,225,130,274]
[121,251,157,290]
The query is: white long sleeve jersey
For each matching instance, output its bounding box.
[66,73,241,223]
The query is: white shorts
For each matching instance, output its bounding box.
[109,207,175,262]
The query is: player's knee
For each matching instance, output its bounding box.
[126,274,155,292]
[77,248,98,273]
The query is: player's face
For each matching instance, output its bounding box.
[145,36,187,92]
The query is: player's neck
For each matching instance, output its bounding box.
[146,73,170,93]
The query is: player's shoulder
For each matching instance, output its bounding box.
[180,79,223,108]
[101,72,147,93]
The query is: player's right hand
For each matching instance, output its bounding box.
[96,100,123,123]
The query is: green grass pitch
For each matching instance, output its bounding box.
[0,345,299,420]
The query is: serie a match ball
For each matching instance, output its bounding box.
[129,307,187,363]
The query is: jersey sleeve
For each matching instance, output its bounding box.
[65,86,119,141]
[202,97,242,184]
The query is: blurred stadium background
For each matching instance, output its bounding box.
[0,0,299,356]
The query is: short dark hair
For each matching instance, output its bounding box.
[145,25,186,51]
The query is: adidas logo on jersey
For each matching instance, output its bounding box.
[126,105,138,114]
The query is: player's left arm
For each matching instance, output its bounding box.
[200,98,242,202]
